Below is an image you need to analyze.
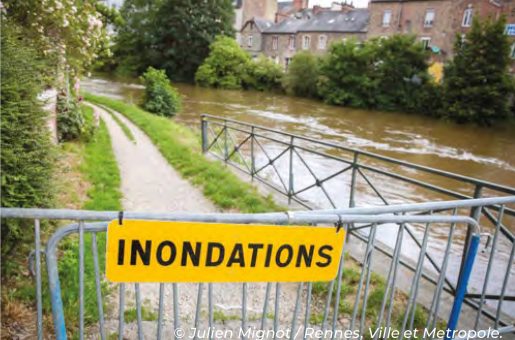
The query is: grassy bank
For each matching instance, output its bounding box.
[56,107,122,335]
[84,93,279,213]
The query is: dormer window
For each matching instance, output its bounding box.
[424,9,435,27]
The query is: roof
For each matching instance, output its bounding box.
[298,9,370,33]
[254,18,274,31]
[264,16,311,34]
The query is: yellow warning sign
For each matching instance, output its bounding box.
[106,220,345,283]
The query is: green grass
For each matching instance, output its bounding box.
[124,306,158,322]
[95,103,136,143]
[84,93,280,213]
[57,117,122,337]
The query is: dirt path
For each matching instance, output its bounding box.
[87,103,301,339]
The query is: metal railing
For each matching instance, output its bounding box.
[200,115,515,332]
[1,196,514,339]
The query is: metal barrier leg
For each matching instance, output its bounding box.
[445,234,481,340]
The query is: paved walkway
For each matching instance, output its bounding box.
[87,103,300,339]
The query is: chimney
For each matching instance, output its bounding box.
[293,0,308,12]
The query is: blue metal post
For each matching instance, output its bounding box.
[445,234,480,340]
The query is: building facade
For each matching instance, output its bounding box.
[234,0,277,43]
[240,18,274,58]
[367,0,503,57]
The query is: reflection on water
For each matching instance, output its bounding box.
[82,75,514,316]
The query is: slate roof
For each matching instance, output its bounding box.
[297,9,369,33]
[254,18,274,31]
[263,16,311,34]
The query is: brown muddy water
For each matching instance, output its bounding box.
[81,75,514,317]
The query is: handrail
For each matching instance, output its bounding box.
[201,114,515,195]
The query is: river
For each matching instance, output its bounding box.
[81,75,514,318]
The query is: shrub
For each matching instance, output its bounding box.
[244,55,283,91]
[140,66,182,117]
[318,39,377,108]
[57,94,85,142]
[442,17,513,125]
[282,51,320,98]
[195,36,251,89]
[1,21,54,257]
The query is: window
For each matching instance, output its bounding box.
[511,43,515,59]
[462,7,473,27]
[421,37,431,49]
[289,35,296,50]
[302,35,311,50]
[285,57,292,70]
[318,35,327,50]
[424,9,435,27]
[272,36,278,50]
[382,10,392,27]
[247,34,253,48]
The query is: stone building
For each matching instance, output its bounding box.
[262,8,369,69]
[240,18,274,58]
[367,0,503,58]
[233,0,277,43]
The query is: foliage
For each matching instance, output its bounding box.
[442,16,513,125]
[57,95,83,142]
[244,55,284,91]
[85,93,281,213]
[195,36,252,89]
[140,67,182,117]
[114,0,234,81]
[318,36,434,113]
[1,21,55,257]
[318,39,378,108]
[4,0,109,76]
[282,51,320,98]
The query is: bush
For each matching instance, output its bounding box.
[195,36,251,89]
[57,94,85,142]
[140,66,182,117]
[442,17,513,125]
[282,51,320,98]
[1,21,55,256]
[244,56,283,91]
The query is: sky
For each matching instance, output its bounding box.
[292,0,370,8]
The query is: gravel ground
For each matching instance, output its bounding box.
[87,103,302,339]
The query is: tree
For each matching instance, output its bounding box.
[195,36,251,89]
[245,55,284,92]
[115,0,234,81]
[442,16,513,125]
[1,21,55,256]
[282,51,320,98]
[318,39,377,108]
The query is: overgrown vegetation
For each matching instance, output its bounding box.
[442,17,513,125]
[112,0,234,81]
[140,67,182,117]
[84,93,280,213]
[57,97,96,142]
[1,20,55,259]
[282,52,320,98]
[245,55,284,92]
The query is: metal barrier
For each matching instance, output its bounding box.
[1,196,514,339]
[199,115,515,332]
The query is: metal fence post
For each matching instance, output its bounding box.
[288,136,294,205]
[445,233,481,339]
[201,116,208,153]
[348,152,359,208]
[224,120,228,161]
[251,126,255,181]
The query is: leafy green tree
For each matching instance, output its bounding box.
[1,21,55,256]
[115,0,234,81]
[140,67,182,116]
[195,36,251,89]
[442,16,513,125]
[318,39,377,108]
[245,56,284,91]
[371,35,431,112]
[282,51,320,98]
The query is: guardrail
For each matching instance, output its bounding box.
[200,114,515,332]
[2,198,510,340]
